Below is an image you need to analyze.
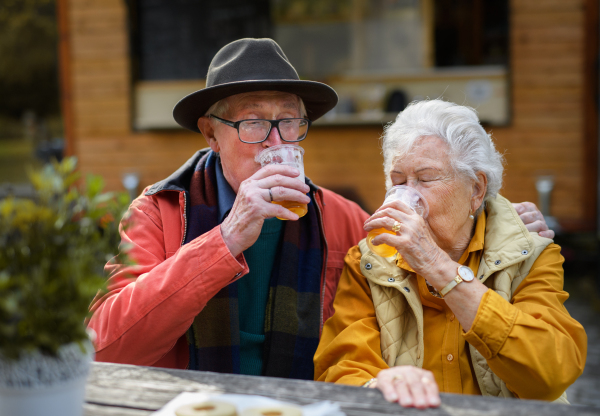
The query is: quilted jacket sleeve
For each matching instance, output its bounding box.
[88,192,248,366]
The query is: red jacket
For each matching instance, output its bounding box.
[88,150,369,369]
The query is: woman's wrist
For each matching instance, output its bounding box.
[425,257,460,292]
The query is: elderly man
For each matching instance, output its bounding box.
[88,38,554,380]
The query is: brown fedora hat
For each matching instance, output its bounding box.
[173,38,338,133]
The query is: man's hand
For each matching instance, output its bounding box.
[512,202,555,239]
[220,164,310,257]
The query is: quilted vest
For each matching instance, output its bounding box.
[357,194,568,404]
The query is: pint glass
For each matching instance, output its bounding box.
[257,144,307,220]
[366,185,429,257]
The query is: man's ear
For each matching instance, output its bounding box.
[471,172,488,213]
[197,116,220,153]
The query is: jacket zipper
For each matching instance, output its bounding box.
[180,192,188,247]
[314,190,329,334]
[180,191,190,370]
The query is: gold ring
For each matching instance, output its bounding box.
[269,188,274,202]
[392,221,402,234]
[392,375,404,382]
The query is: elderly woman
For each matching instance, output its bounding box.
[313,100,587,408]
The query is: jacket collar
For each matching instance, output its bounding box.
[145,147,321,196]
[145,149,211,196]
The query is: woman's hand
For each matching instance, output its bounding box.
[375,366,440,408]
[363,199,453,279]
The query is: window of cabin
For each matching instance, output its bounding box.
[129,0,509,129]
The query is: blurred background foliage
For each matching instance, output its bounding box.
[0,0,63,187]
[0,0,60,119]
[0,158,131,359]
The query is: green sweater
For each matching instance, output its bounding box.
[238,217,283,375]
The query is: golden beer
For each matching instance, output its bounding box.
[366,228,398,257]
[272,201,308,220]
[366,185,429,257]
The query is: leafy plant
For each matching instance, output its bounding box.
[0,157,131,359]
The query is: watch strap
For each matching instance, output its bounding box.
[440,275,462,297]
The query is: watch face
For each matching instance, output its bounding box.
[458,265,474,282]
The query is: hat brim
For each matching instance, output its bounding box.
[173,80,338,133]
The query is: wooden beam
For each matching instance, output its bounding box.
[583,0,599,230]
[56,0,75,157]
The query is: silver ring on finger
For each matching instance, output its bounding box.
[268,188,274,202]
[421,377,431,384]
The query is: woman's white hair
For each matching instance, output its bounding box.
[382,99,504,216]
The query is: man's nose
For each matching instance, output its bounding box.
[263,125,283,147]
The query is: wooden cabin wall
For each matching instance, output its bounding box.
[59,0,592,230]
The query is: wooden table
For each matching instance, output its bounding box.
[85,362,599,415]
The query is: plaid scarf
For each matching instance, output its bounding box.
[183,151,323,380]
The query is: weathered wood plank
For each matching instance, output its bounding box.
[72,58,129,74]
[512,11,583,27]
[512,0,584,12]
[511,42,584,59]
[84,363,599,416]
[512,26,584,44]
[85,403,151,416]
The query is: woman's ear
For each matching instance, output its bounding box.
[197,116,220,153]
[471,172,488,213]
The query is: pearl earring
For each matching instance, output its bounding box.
[469,211,475,220]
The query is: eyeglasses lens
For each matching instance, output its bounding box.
[239,119,308,143]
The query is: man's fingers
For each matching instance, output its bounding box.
[513,201,537,215]
[539,230,556,239]
[253,163,302,181]
[268,186,311,204]
[519,210,544,226]
[524,219,549,233]
[258,173,309,193]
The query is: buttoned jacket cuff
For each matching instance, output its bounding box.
[463,289,518,360]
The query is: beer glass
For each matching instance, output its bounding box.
[366,185,429,257]
[257,144,307,220]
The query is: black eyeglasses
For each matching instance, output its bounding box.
[209,115,311,144]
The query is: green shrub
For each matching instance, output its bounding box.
[0,157,131,359]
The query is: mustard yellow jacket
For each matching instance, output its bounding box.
[315,195,587,402]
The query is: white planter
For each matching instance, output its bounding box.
[0,341,94,416]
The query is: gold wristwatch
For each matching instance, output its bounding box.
[439,265,474,298]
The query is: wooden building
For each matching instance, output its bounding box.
[57,0,598,231]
